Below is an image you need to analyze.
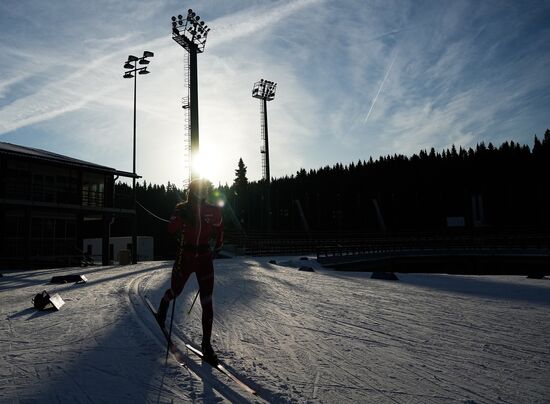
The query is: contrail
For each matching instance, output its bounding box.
[364,52,397,124]
[0,0,323,136]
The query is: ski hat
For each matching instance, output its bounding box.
[188,178,209,200]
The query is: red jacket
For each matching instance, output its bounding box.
[168,200,223,252]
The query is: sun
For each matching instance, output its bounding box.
[191,151,218,183]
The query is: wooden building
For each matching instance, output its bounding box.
[0,142,137,269]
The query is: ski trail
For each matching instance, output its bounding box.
[312,370,320,399]
[127,269,263,403]
[3,261,549,403]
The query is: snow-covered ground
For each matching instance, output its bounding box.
[1,257,549,403]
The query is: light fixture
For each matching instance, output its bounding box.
[139,59,149,65]
[143,51,154,58]
[124,62,134,69]
[138,68,149,75]
[123,72,134,79]
[171,16,176,21]
[128,55,138,62]
[253,78,277,100]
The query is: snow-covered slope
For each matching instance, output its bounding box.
[1,258,549,403]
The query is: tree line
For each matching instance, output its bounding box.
[112,129,550,258]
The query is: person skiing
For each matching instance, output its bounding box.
[156,178,223,363]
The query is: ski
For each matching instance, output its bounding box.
[144,296,188,366]
[184,342,258,397]
[144,296,258,397]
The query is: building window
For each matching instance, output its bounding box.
[30,213,77,258]
[3,161,31,199]
[3,211,25,259]
[82,173,105,207]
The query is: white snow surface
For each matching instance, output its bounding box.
[1,257,549,403]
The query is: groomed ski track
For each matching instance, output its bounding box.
[2,258,549,403]
[127,270,265,403]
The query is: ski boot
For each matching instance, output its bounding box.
[201,341,219,365]
[156,299,169,328]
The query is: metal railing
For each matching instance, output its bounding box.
[222,228,550,257]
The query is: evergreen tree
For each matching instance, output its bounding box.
[112,131,550,240]
[234,158,248,188]
[232,158,249,227]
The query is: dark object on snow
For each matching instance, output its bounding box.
[214,250,232,259]
[50,274,87,284]
[299,257,309,261]
[299,266,315,272]
[268,260,277,265]
[33,291,50,310]
[32,290,65,310]
[371,271,399,281]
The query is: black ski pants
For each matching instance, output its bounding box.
[162,252,214,344]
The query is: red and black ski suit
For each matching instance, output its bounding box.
[162,199,223,344]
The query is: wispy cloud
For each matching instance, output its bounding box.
[0,52,120,133]
[363,51,397,125]
[208,0,324,48]
[0,0,324,137]
[0,0,548,185]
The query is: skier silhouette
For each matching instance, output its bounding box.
[156,178,223,363]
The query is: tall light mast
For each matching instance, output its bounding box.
[171,9,211,182]
[252,79,277,231]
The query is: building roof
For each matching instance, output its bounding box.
[0,141,138,178]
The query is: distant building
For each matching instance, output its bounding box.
[83,236,154,263]
[0,141,137,269]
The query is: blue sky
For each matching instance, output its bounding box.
[1,0,549,187]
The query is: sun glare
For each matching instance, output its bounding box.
[192,152,218,183]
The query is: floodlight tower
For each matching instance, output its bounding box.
[123,50,154,264]
[252,79,277,232]
[171,9,211,182]
[252,79,277,183]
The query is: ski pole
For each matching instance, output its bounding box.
[165,296,176,363]
[188,290,200,315]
